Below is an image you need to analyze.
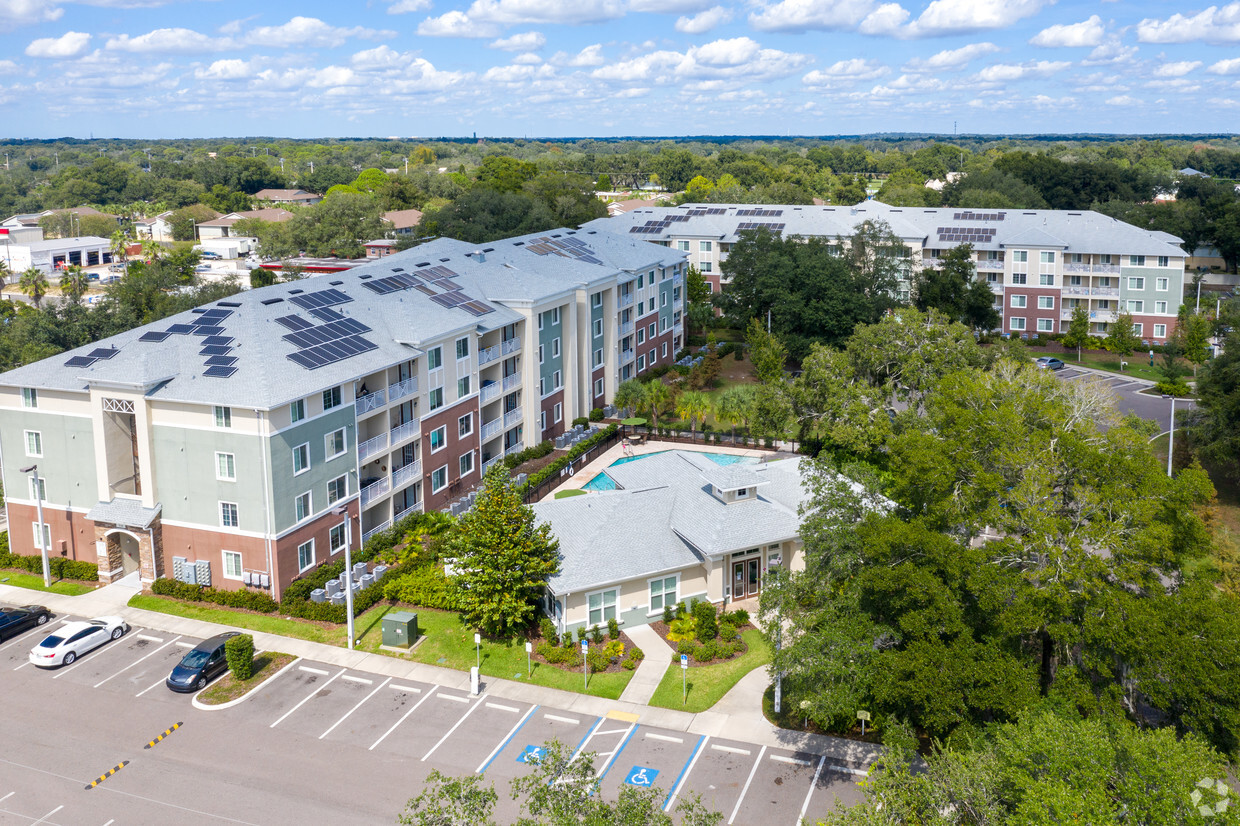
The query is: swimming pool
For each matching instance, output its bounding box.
[582,451,759,492]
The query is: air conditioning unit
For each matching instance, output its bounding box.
[195,560,211,587]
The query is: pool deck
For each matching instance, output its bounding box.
[555,438,772,494]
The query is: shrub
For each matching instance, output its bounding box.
[1155,379,1192,397]
[539,617,557,643]
[676,639,696,656]
[604,639,625,660]
[590,624,605,645]
[504,440,555,470]
[724,608,750,626]
[693,600,718,642]
[662,603,674,624]
[694,641,717,663]
[676,600,688,619]
[622,656,639,671]
[576,626,587,642]
[381,563,462,611]
[518,424,619,495]
[225,634,255,680]
[607,617,620,640]
[0,536,99,582]
[539,641,582,667]
[587,649,610,673]
[572,416,589,427]
[734,347,744,361]
[667,615,696,642]
[561,632,573,648]
[589,407,604,422]
[719,622,737,643]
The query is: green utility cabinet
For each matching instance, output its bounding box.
[382,611,419,649]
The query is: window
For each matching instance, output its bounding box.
[1037,318,1054,332]
[677,240,689,251]
[427,347,443,370]
[457,376,471,398]
[1011,317,1026,331]
[540,410,546,432]
[1039,273,1055,286]
[1011,273,1027,285]
[32,522,50,551]
[649,576,677,612]
[222,550,243,580]
[21,388,37,408]
[552,307,560,325]
[1010,295,1027,308]
[649,349,657,365]
[539,377,547,396]
[1156,277,1169,291]
[216,452,236,481]
[1101,254,1113,264]
[292,443,310,475]
[592,291,604,307]
[1012,250,1028,263]
[1129,255,1145,267]
[662,342,668,358]
[289,399,305,423]
[1040,251,1055,263]
[294,491,311,522]
[322,387,341,410]
[593,377,604,397]
[701,261,712,273]
[430,425,447,452]
[1069,275,1084,286]
[552,337,560,358]
[1155,301,1168,314]
[29,475,45,502]
[455,337,469,360]
[588,588,618,626]
[429,387,444,411]
[1133,323,1144,335]
[327,475,347,504]
[592,348,603,367]
[1127,300,1144,313]
[459,451,474,477]
[1128,277,1145,290]
[1158,256,1170,267]
[538,344,544,365]
[699,241,712,252]
[553,402,562,424]
[638,301,644,316]
[592,319,602,338]
[330,523,346,554]
[458,413,473,438]
[553,370,562,389]
[431,466,448,493]
[648,322,656,338]
[637,273,643,289]
[214,406,232,428]
[1038,296,1055,309]
[220,502,239,528]
[297,540,315,573]
[24,430,42,457]
[325,428,346,459]
[637,328,644,345]
[637,355,646,371]
[1154,324,1167,338]
[538,312,544,331]
[661,292,668,308]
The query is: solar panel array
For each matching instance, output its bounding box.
[952,212,1005,222]
[525,235,604,266]
[288,288,352,311]
[736,209,784,217]
[684,208,727,216]
[937,226,998,243]
[357,263,494,318]
[127,306,238,378]
[736,222,786,233]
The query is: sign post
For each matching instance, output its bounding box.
[474,632,481,671]
[582,639,590,690]
[681,653,688,705]
[857,710,870,737]
[525,640,532,678]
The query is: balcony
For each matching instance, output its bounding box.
[481,417,503,441]
[361,475,391,508]
[1090,310,1117,323]
[390,419,419,447]
[362,520,391,544]
[619,292,634,308]
[478,343,501,367]
[502,373,521,392]
[989,282,1004,294]
[673,273,683,286]
[480,381,502,404]
[1064,262,1092,274]
[357,432,389,463]
[387,376,417,403]
[482,454,504,474]
[505,440,525,456]
[619,320,634,335]
[392,460,421,490]
[394,501,421,524]
[976,259,1004,271]
[355,388,386,416]
[504,409,522,428]
[1062,285,1091,297]
[921,257,943,269]
[620,349,636,365]
[1093,264,1120,274]
[501,337,521,356]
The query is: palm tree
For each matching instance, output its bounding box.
[0,258,11,287]
[60,265,89,305]
[715,384,756,444]
[18,267,48,308]
[141,238,164,264]
[614,379,645,418]
[675,390,712,441]
[109,230,131,275]
[641,380,671,429]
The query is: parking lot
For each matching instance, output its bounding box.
[0,602,866,824]
[1055,365,1193,432]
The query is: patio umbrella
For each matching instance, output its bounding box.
[620,417,647,440]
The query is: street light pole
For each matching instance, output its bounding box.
[332,505,355,648]
[21,465,50,587]
[1165,395,1182,478]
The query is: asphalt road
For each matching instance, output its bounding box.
[0,609,863,825]
[1054,365,1195,433]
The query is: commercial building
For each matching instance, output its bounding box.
[253,189,322,206]
[0,227,686,599]
[1,236,114,274]
[589,201,1189,342]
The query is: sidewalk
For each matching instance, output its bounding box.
[617,622,672,705]
[0,579,884,765]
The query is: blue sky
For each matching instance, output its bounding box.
[1,0,1238,138]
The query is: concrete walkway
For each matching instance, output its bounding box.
[617,622,673,705]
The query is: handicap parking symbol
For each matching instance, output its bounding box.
[517,745,545,764]
[625,766,659,787]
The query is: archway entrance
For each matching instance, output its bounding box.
[109,532,140,576]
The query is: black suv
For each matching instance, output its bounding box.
[166,631,240,693]
[0,605,51,641]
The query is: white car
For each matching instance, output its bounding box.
[29,617,128,667]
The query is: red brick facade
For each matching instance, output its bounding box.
[5,502,93,562]
[540,389,566,441]
[419,396,480,513]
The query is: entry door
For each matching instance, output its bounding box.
[746,558,761,597]
[732,560,760,599]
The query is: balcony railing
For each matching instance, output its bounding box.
[1062,285,1090,296]
[355,388,386,416]
[481,417,503,441]
[501,337,521,356]
[478,343,501,366]
[921,258,943,269]
[1090,310,1117,322]
[387,376,417,403]
[619,292,634,307]
[502,373,521,392]
[393,502,421,524]
[362,520,391,544]
[619,320,634,335]
[504,409,523,428]
[620,349,636,365]
[1063,286,1120,297]
[505,440,525,456]
[390,419,419,447]
[1064,262,1092,273]
[361,476,391,507]
[392,460,421,490]
[482,454,504,474]
[358,432,389,463]
[1093,264,1120,274]
[976,259,1004,271]
[480,381,502,404]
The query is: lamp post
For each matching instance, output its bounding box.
[20,465,50,587]
[1163,395,1190,478]
[331,505,355,648]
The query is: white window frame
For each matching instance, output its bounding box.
[32,521,50,551]
[215,452,236,481]
[661,292,668,308]
[587,588,618,626]
[1129,255,1145,267]
[1134,323,1144,335]
[552,337,561,358]
[648,574,678,614]
[455,336,469,360]
[428,387,444,411]
[430,425,447,453]
[322,387,341,411]
[538,344,544,365]
[24,430,42,458]
[593,377,604,397]
[592,348,603,367]
[330,523,346,554]
[222,550,243,580]
[1010,295,1027,308]
[430,465,448,493]
[677,240,689,251]
[1037,296,1055,310]
[294,491,312,523]
[327,474,347,504]
[1010,272,1027,285]
[1040,251,1055,263]
[297,539,315,573]
[1158,256,1170,267]
[292,442,310,475]
[214,406,232,428]
[662,342,668,358]
[1154,324,1167,338]
[1127,300,1144,313]
[457,376,471,398]
[553,370,562,390]
[459,450,474,477]
[1155,301,1168,314]
[699,241,711,252]
[220,501,239,529]
[592,292,603,307]
[1128,277,1145,290]
[1156,277,1169,291]
[325,428,347,460]
[290,399,305,423]
[1012,250,1028,263]
[1010,317,1026,331]
[592,319,602,338]
[553,402,562,424]
[29,475,45,502]
[637,328,644,345]
[637,355,646,372]
[1037,318,1054,332]
[552,307,560,326]
[21,388,37,408]
[701,261,712,273]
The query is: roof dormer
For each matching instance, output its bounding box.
[700,463,767,504]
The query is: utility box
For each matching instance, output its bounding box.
[382,611,419,650]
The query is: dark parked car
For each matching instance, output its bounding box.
[166,631,240,693]
[1035,357,1066,371]
[0,605,51,641]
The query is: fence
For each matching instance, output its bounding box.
[522,427,622,503]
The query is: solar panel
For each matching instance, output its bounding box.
[192,326,225,337]
[200,345,232,356]
[139,331,170,343]
[203,365,238,378]
[286,335,378,370]
[65,356,96,367]
[202,336,233,346]
[289,288,352,310]
[309,307,344,322]
[287,351,320,369]
[88,348,119,359]
[166,324,195,335]
[199,309,233,321]
[275,315,313,331]
[205,355,237,367]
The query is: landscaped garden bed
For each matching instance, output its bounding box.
[532,616,645,674]
[649,601,754,666]
[198,652,297,705]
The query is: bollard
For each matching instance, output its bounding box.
[470,666,480,697]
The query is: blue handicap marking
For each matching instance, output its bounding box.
[517,745,545,764]
[625,766,659,787]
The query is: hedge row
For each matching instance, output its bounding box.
[520,424,618,494]
[0,531,98,581]
[381,564,462,611]
[503,440,554,470]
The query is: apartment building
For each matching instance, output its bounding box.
[589,201,1187,342]
[0,227,686,599]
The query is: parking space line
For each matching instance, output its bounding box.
[135,634,164,643]
[0,792,11,803]
[476,704,539,774]
[0,618,66,652]
[298,665,329,676]
[94,635,181,688]
[663,735,708,812]
[174,641,194,648]
[421,694,489,762]
[13,661,32,670]
[771,754,813,767]
[370,687,438,751]
[568,718,603,763]
[389,683,421,693]
[437,693,470,703]
[544,713,579,724]
[136,676,166,697]
[595,724,637,781]
[102,820,115,826]
[727,745,766,825]
[593,727,630,737]
[53,629,142,679]
[485,702,520,713]
[270,668,345,728]
[827,763,869,777]
[712,744,750,756]
[340,674,372,685]
[319,677,391,740]
[797,756,827,825]
[31,804,63,825]
[646,732,682,743]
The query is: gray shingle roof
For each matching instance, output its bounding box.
[86,498,162,529]
[697,461,767,493]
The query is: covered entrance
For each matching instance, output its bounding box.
[731,554,761,600]
[87,499,164,584]
[113,532,140,575]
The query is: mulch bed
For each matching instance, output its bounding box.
[648,619,753,667]
[529,630,641,675]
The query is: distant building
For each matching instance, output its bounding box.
[364,240,396,259]
[196,208,294,240]
[382,209,423,237]
[133,211,178,243]
[253,189,322,206]
[1,236,113,274]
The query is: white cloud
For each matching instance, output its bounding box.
[193,58,253,80]
[1154,60,1201,78]
[592,37,811,85]
[418,10,501,37]
[307,66,363,88]
[629,0,715,11]
[1031,94,1076,107]
[0,59,19,74]
[463,0,626,26]
[1105,94,1140,105]
[1208,57,1240,75]
[387,0,431,12]
[246,17,394,48]
[490,31,546,50]
[803,58,889,84]
[675,6,733,34]
[512,52,542,64]
[903,42,999,72]
[350,45,410,69]
[1029,15,1104,47]
[1137,3,1240,44]
[106,28,226,53]
[976,59,1069,82]
[0,0,64,26]
[749,0,879,32]
[1081,37,1136,66]
[552,43,605,67]
[859,3,909,34]
[26,31,91,59]
[909,0,1049,36]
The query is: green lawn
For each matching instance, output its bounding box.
[648,629,772,712]
[129,596,634,699]
[1046,350,1194,385]
[0,570,95,596]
